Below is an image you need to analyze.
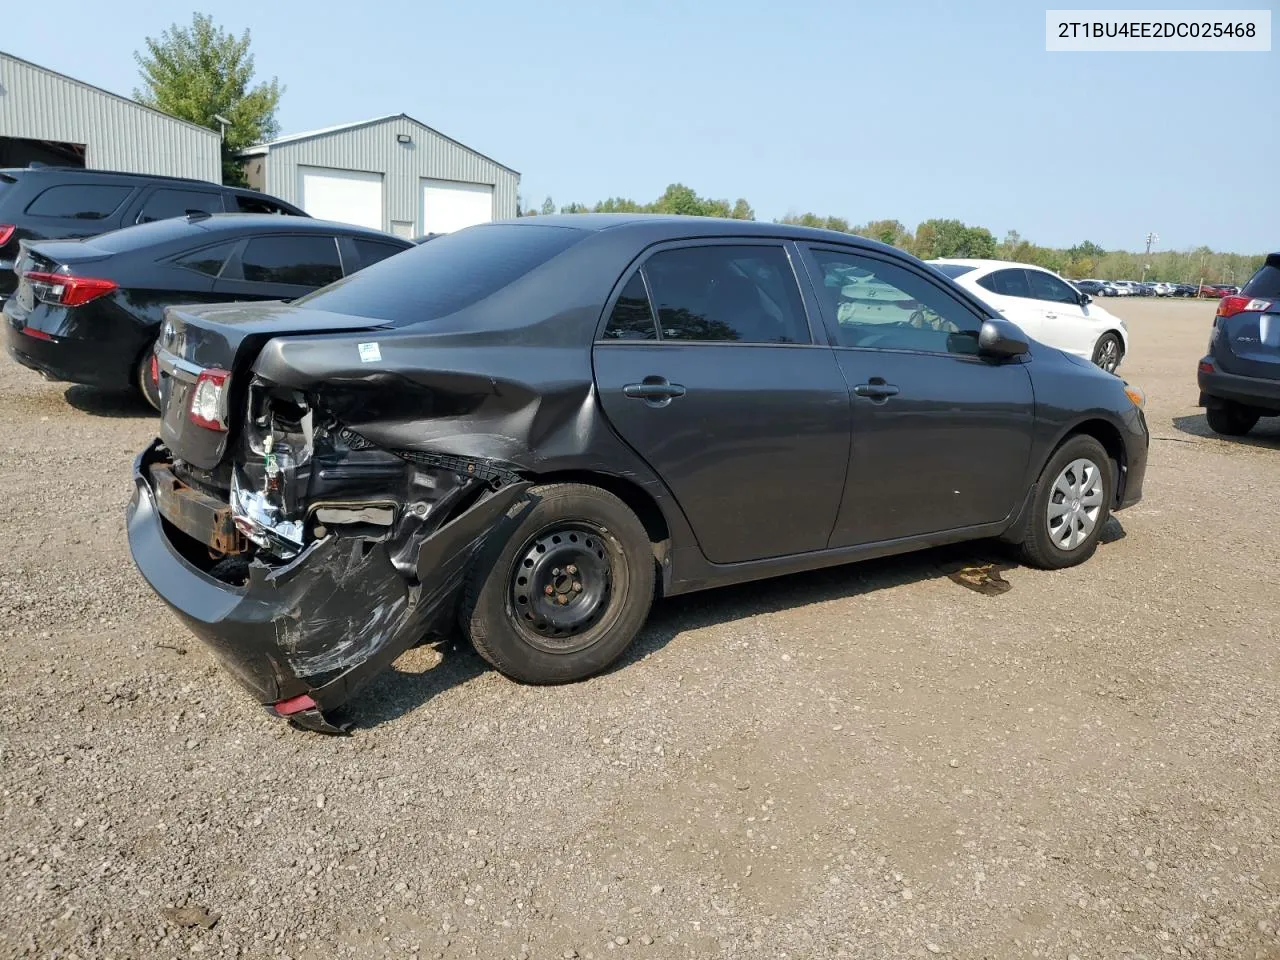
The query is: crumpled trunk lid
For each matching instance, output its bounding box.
[157,301,388,470]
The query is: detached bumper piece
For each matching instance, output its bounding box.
[127,439,530,732]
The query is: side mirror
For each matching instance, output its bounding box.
[1079,292,1093,305]
[978,318,1029,359]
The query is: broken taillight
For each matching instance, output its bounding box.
[23,270,118,307]
[188,368,230,431]
[1217,295,1273,318]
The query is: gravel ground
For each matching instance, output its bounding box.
[2,297,1278,960]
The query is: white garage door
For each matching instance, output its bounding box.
[298,166,384,230]
[421,179,494,234]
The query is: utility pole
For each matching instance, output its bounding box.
[1142,232,1158,282]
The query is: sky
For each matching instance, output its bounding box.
[4,0,1277,252]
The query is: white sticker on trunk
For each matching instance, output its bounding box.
[358,342,381,363]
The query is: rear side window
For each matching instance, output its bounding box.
[174,240,237,278]
[241,235,342,286]
[295,223,588,325]
[641,245,811,344]
[350,238,408,272]
[979,268,1032,299]
[136,188,223,224]
[1241,259,1280,299]
[233,194,290,215]
[602,273,658,340]
[25,184,132,220]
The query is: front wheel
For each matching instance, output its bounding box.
[1018,435,1115,570]
[460,483,655,684]
[1092,333,1123,373]
[1205,403,1259,437]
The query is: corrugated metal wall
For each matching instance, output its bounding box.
[263,116,519,231]
[0,53,221,182]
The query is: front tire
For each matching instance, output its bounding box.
[1018,435,1114,570]
[1092,333,1123,373]
[1206,403,1259,437]
[459,483,655,684]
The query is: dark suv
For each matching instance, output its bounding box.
[1197,252,1280,435]
[0,166,306,296]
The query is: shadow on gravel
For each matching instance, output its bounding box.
[1172,413,1280,449]
[63,385,155,419]
[341,519,1128,729]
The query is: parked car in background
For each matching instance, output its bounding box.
[1197,252,1280,436]
[1073,279,1107,296]
[931,258,1129,372]
[3,213,412,409]
[127,215,1149,730]
[1173,283,1199,297]
[1151,282,1175,296]
[0,166,307,298]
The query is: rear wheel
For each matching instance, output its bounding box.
[459,483,655,684]
[1018,435,1114,570]
[1206,403,1259,437]
[1092,333,1123,373]
[136,345,161,412]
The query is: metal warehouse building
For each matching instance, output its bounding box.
[0,51,221,181]
[238,114,519,238]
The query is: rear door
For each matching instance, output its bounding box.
[211,233,345,302]
[1212,255,1280,379]
[591,240,852,565]
[800,245,1035,547]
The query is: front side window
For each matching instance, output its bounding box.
[1026,270,1080,304]
[979,268,1032,299]
[807,247,981,355]
[25,184,133,219]
[136,188,223,224]
[640,245,810,344]
[602,272,658,340]
[241,235,342,286]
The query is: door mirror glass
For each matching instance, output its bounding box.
[978,318,1029,358]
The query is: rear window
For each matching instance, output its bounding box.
[25,184,133,220]
[90,217,209,253]
[295,223,588,324]
[930,263,976,279]
[1241,258,1280,299]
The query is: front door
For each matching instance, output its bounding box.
[800,246,1035,547]
[592,241,852,565]
[1025,268,1095,359]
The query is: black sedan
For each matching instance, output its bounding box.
[127,215,1150,732]
[3,214,413,409]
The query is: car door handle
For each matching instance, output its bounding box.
[853,381,900,399]
[623,378,686,400]
[1044,312,1058,319]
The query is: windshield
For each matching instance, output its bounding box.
[294,223,589,326]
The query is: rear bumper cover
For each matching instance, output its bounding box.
[127,439,530,729]
[1198,360,1280,411]
[4,305,137,389]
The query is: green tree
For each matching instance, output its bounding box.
[540,196,556,216]
[651,183,706,216]
[857,219,911,248]
[912,219,995,259]
[731,198,755,220]
[134,13,283,186]
[560,202,590,214]
[1067,240,1106,261]
[593,197,644,213]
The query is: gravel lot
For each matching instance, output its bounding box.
[3,297,1278,960]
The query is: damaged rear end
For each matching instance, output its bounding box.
[128,301,530,732]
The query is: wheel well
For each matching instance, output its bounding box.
[525,469,671,546]
[1063,418,1126,497]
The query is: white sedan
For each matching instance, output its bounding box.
[930,259,1130,373]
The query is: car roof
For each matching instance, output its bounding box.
[0,166,224,188]
[505,213,904,254]
[177,213,407,241]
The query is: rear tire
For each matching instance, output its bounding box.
[136,344,161,412]
[459,483,655,685]
[1018,435,1115,571]
[1206,403,1259,437]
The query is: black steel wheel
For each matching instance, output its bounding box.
[460,483,655,684]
